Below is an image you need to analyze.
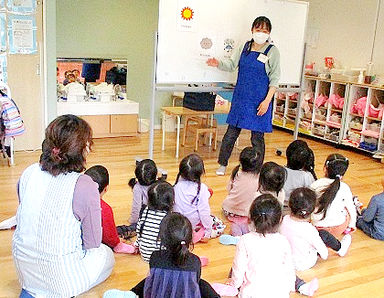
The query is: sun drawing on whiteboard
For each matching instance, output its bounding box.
[181,7,194,21]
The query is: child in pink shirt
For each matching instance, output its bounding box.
[229,194,318,297]
[222,146,264,236]
[280,188,328,270]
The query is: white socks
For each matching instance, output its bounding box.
[216,165,226,176]
[338,234,352,257]
[299,278,319,296]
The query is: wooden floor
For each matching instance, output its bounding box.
[1,128,384,298]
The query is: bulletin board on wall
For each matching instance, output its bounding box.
[0,0,38,83]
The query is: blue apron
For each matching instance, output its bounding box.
[226,42,274,133]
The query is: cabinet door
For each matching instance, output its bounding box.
[80,115,110,138]
[110,114,138,134]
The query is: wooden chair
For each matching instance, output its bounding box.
[182,115,218,151]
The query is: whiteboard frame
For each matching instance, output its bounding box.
[149,0,310,158]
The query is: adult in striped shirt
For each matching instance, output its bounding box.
[135,181,175,262]
[13,115,115,298]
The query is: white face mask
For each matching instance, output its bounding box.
[252,32,269,44]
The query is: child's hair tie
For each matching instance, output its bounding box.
[301,210,307,215]
[180,241,186,245]
[336,174,342,179]
[52,147,60,155]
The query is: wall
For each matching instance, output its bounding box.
[306,0,382,74]
[372,1,384,74]
[7,3,44,150]
[56,0,171,126]
[46,0,57,124]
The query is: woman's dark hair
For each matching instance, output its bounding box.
[252,16,272,32]
[231,146,264,181]
[315,153,349,219]
[159,212,193,266]
[129,159,158,188]
[40,114,93,176]
[286,140,317,180]
[138,181,175,238]
[289,187,316,219]
[247,16,272,54]
[259,162,286,197]
[84,165,109,194]
[250,194,281,236]
[175,154,205,204]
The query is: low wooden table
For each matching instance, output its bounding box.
[161,105,230,158]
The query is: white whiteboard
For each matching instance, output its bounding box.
[156,0,308,85]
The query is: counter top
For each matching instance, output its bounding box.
[57,100,139,116]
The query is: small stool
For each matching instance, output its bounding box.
[182,115,217,151]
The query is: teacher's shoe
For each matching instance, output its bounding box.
[216,165,226,176]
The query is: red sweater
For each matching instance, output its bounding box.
[101,199,120,248]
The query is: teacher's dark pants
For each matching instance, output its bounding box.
[218,125,265,167]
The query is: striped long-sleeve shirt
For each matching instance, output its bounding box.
[135,207,168,262]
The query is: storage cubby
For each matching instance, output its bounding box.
[272,76,384,159]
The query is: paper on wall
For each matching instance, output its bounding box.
[0,53,7,82]
[8,14,37,54]
[0,13,5,52]
[7,0,36,14]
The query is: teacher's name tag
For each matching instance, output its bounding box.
[257,54,269,64]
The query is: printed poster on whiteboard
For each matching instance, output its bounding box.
[0,13,6,52]
[8,14,37,54]
[196,33,217,61]
[0,54,7,82]
[7,0,36,14]
[177,0,197,32]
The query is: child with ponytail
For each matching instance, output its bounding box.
[283,140,317,205]
[311,154,356,241]
[174,154,215,243]
[222,146,264,236]
[135,181,174,262]
[131,213,220,298]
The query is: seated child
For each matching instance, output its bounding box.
[222,146,264,236]
[357,177,384,240]
[135,181,174,262]
[84,165,135,253]
[255,161,286,205]
[283,140,317,204]
[229,194,318,297]
[132,213,220,298]
[125,159,158,238]
[280,188,352,271]
[311,153,357,238]
[174,154,216,243]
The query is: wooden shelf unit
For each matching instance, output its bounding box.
[272,76,384,157]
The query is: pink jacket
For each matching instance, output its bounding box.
[230,232,296,298]
[222,171,259,217]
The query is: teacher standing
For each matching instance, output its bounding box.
[207,16,280,175]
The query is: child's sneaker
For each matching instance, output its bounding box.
[298,278,319,297]
[338,234,352,257]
